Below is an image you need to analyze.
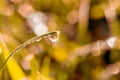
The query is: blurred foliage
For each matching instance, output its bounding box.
[0,0,120,80]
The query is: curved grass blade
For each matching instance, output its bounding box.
[0,31,60,71]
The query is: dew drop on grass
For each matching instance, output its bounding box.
[48,31,60,42]
[15,50,18,53]
[0,31,60,71]
[35,38,42,42]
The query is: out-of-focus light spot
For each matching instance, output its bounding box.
[27,12,47,25]
[79,0,90,23]
[0,48,2,54]
[0,5,14,16]
[107,37,116,48]
[11,0,22,3]
[100,63,120,80]
[27,12,48,36]
[21,60,31,70]
[107,65,120,75]
[33,24,48,36]
[26,54,34,61]
[32,12,47,25]
[18,4,48,36]
[18,4,34,18]
[104,6,116,22]
[21,54,34,70]
[109,0,120,9]
[66,10,78,24]
[29,45,42,54]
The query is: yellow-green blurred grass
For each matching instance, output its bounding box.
[0,32,59,80]
[0,33,26,80]
[29,55,50,80]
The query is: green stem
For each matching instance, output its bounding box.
[0,31,60,71]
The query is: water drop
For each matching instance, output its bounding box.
[35,38,41,42]
[48,31,60,42]
[15,50,18,53]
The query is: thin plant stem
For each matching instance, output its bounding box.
[0,31,60,71]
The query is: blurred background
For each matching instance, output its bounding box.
[0,0,120,80]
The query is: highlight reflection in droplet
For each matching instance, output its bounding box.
[48,31,60,42]
[107,36,117,48]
